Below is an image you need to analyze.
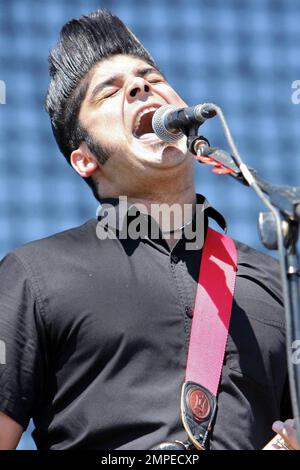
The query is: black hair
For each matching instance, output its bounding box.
[45,9,158,198]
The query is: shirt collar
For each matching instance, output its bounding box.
[196,194,227,232]
[96,194,227,234]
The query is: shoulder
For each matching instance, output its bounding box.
[0,219,98,288]
[235,238,280,271]
[226,239,287,391]
[11,218,98,264]
[233,238,284,327]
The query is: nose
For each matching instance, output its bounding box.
[126,77,151,101]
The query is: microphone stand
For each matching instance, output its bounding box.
[183,104,300,444]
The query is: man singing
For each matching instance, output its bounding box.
[0,9,298,450]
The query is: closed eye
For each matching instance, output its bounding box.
[102,88,119,99]
[148,75,165,84]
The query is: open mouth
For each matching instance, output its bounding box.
[133,105,161,140]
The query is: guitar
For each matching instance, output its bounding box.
[263,434,292,450]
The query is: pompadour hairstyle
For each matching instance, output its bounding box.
[45,9,158,196]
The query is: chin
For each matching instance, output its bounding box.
[134,137,189,167]
[145,146,191,169]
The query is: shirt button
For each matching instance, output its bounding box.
[185,306,193,318]
[171,254,179,263]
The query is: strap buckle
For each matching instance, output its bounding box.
[181,382,217,450]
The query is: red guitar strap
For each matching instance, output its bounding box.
[181,227,238,450]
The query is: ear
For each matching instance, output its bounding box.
[70,142,99,178]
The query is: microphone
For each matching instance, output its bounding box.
[152,103,217,143]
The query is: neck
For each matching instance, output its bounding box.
[126,183,197,235]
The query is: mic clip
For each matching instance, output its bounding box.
[184,120,248,186]
[187,134,210,156]
[192,139,250,186]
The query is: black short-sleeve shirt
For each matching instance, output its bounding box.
[0,195,291,449]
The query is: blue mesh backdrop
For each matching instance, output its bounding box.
[0,0,299,450]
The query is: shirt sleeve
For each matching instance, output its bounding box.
[0,252,46,429]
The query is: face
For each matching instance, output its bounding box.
[77,54,195,197]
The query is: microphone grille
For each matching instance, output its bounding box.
[152,105,183,143]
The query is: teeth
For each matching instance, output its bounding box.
[133,106,160,134]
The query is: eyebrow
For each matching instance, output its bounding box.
[89,67,164,103]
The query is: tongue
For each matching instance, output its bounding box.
[138,133,158,142]
[135,111,155,138]
[139,123,153,136]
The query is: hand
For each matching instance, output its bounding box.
[272,419,300,450]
